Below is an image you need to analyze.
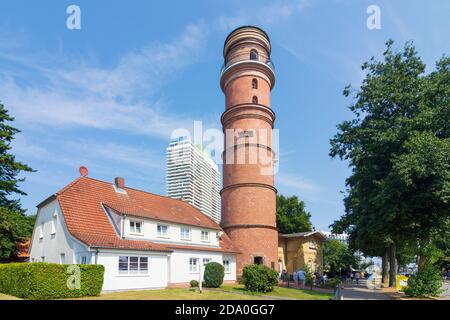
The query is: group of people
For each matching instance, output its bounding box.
[280,269,329,288]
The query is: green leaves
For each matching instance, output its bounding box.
[276,195,312,234]
[0,102,35,259]
[329,40,450,268]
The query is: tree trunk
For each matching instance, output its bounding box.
[382,249,389,287]
[388,244,397,287]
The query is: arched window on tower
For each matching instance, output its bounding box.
[250,49,259,61]
[252,78,258,89]
[252,96,258,104]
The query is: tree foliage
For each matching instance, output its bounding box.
[329,40,450,279]
[0,102,34,258]
[276,194,312,234]
[322,239,360,276]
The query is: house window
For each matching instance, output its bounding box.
[309,240,317,249]
[201,231,210,242]
[118,256,149,274]
[130,221,143,235]
[189,258,199,273]
[51,214,57,235]
[157,224,168,237]
[60,253,65,264]
[180,227,190,240]
[41,256,45,262]
[203,258,211,266]
[252,78,258,89]
[81,256,87,264]
[252,96,258,104]
[39,223,44,239]
[250,49,259,61]
[223,260,230,273]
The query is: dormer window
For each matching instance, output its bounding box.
[180,227,191,240]
[130,220,143,235]
[157,224,168,237]
[201,231,210,242]
[252,96,258,104]
[250,49,258,61]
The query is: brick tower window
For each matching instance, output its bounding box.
[252,78,258,89]
[252,96,258,104]
[250,49,258,61]
[253,256,264,265]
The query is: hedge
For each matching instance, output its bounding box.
[0,263,104,300]
[203,262,224,288]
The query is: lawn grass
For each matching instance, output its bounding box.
[0,285,332,300]
[80,287,261,300]
[219,284,333,300]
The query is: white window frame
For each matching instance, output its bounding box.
[201,230,210,242]
[59,253,65,264]
[39,223,44,239]
[129,220,143,235]
[157,224,169,238]
[51,213,57,235]
[118,256,149,275]
[202,258,211,266]
[180,227,191,240]
[189,258,199,273]
[223,260,230,273]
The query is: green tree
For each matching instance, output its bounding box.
[276,194,312,234]
[322,239,360,277]
[329,40,450,285]
[0,102,34,258]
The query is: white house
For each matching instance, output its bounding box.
[29,176,239,291]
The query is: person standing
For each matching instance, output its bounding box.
[355,271,360,284]
[297,269,306,288]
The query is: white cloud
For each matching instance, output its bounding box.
[276,172,320,193]
[0,23,207,139]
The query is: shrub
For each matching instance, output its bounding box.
[203,262,224,288]
[242,264,278,293]
[0,262,104,300]
[190,280,198,288]
[404,264,443,298]
[322,277,341,288]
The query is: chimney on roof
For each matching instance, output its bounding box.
[114,177,125,190]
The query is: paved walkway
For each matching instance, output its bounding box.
[438,280,450,300]
[341,284,393,300]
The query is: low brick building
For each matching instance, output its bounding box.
[278,231,326,275]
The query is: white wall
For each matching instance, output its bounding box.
[98,250,169,291]
[223,254,237,282]
[168,249,236,284]
[124,217,220,247]
[29,199,80,264]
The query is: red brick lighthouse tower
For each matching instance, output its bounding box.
[220,26,278,275]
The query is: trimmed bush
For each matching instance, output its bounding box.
[203,262,224,288]
[321,277,341,288]
[0,262,104,300]
[404,264,443,298]
[242,264,278,293]
[190,279,199,288]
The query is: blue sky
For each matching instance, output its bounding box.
[0,0,449,230]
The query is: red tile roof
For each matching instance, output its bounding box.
[43,177,238,253]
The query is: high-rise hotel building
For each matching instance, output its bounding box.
[166,136,220,223]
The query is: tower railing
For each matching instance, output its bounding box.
[220,53,275,77]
